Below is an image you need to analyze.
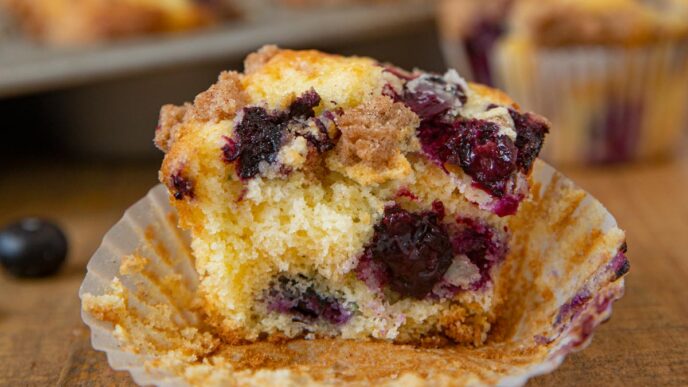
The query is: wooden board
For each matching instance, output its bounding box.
[1,156,687,386]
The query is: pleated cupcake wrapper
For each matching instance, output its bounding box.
[443,40,688,165]
[79,160,627,386]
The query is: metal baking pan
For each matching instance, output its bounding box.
[0,1,441,157]
[0,1,435,98]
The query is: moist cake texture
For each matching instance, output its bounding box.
[155,46,549,345]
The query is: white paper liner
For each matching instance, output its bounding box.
[79,160,627,386]
[442,40,688,165]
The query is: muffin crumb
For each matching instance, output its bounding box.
[120,254,148,275]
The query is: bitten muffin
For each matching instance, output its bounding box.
[154,46,549,345]
[439,0,688,164]
[1,0,235,45]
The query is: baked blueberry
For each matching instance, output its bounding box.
[0,218,68,278]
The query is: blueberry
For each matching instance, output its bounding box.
[170,170,195,200]
[508,109,549,172]
[366,205,453,299]
[417,117,519,197]
[265,275,351,325]
[0,218,68,278]
[222,89,334,180]
[451,119,518,197]
[223,106,286,179]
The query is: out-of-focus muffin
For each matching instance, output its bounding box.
[0,0,237,45]
[439,0,688,164]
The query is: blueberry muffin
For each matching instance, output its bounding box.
[155,46,549,345]
[1,0,235,45]
[439,0,688,164]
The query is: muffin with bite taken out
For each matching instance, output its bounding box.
[155,45,549,345]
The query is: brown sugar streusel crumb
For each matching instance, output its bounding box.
[191,71,249,122]
[154,71,249,153]
[333,95,420,168]
[243,44,281,75]
[155,104,191,153]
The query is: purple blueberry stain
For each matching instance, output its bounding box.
[577,315,596,345]
[395,188,419,201]
[608,242,630,281]
[265,275,352,325]
[595,294,614,314]
[451,217,508,290]
[431,200,446,220]
[555,289,592,326]
[534,334,554,345]
[491,194,522,217]
[354,251,389,291]
[357,205,454,299]
[170,170,194,200]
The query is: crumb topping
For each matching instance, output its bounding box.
[192,71,249,122]
[154,71,249,154]
[333,95,419,168]
[155,104,191,153]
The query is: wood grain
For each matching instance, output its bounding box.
[0,157,686,386]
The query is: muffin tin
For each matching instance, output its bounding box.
[0,1,437,157]
[0,1,433,98]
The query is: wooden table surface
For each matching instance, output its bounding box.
[1,155,687,386]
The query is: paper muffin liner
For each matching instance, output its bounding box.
[443,39,688,165]
[79,160,628,386]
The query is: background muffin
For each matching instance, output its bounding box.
[0,0,237,45]
[439,0,688,164]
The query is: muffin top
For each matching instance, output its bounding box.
[439,0,688,46]
[155,46,548,217]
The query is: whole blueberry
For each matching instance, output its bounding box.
[0,218,68,278]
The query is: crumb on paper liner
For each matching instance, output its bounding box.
[79,160,628,386]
